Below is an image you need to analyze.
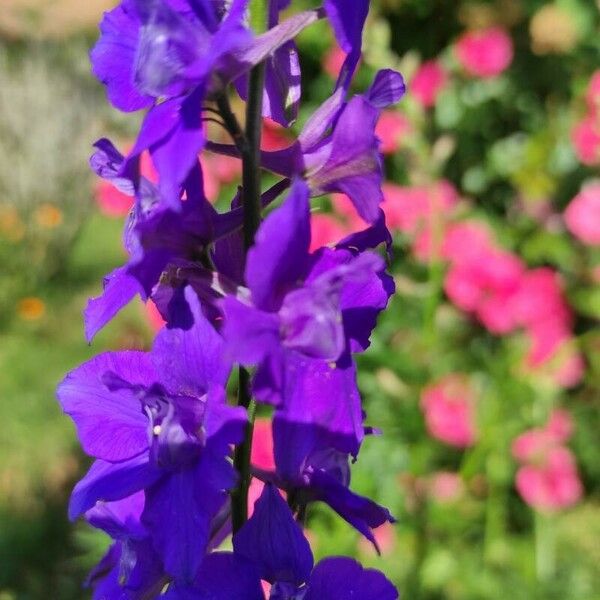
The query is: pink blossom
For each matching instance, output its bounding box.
[375,111,411,154]
[512,412,582,512]
[420,375,477,448]
[95,181,134,218]
[444,247,525,333]
[382,180,458,234]
[357,522,396,556]
[428,471,464,503]
[310,213,349,251]
[261,118,292,151]
[571,117,600,166]
[455,27,514,78]
[564,182,600,245]
[199,155,220,202]
[515,449,582,512]
[411,60,448,108]
[248,418,275,516]
[144,300,166,332]
[210,153,242,184]
[323,44,347,80]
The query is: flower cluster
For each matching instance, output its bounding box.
[57,1,404,598]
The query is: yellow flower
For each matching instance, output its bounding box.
[34,203,63,229]
[17,297,46,321]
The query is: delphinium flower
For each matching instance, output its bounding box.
[59,0,402,597]
[221,179,394,455]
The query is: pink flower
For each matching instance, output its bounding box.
[512,411,582,512]
[144,300,166,332]
[357,522,396,556]
[95,181,134,218]
[199,155,220,203]
[571,117,600,166]
[411,60,448,108]
[420,375,477,448]
[455,27,513,78]
[382,180,458,234]
[564,182,600,245]
[428,471,464,503]
[210,154,242,184]
[310,213,349,251]
[515,448,582,512]
[323,44,347,80]
[375,111,411,154]
[261,118,292,151]
[444,247,525,333]
[248,418,276,516]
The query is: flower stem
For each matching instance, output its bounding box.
[231,54,266,533]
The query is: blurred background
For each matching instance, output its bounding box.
[1,0,600,598]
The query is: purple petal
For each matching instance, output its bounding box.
[221,297,281,365]
[323,0,369,56]
[58,351,155,461]
[336,209,393,258]
[69,455,160,520]
[90,1,154,112]
[307,248,393,353]
[310,469,396,551]
[84,266,143,342]
[305,557,398,600]
[189,553,264,600]
[246,179,311,311]
[143,450,236,583]
[298,87,345,149]
[85,491,146,540]
[280,353,364,457]
[152,287,231,396]
[310,96,383,223]
[233,484,313,586]
[365,69,406,109]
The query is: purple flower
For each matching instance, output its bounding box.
[221,179,394,454]
[59,289,246,582]
[92,0,320,206]
[85,139,289,340]
[163,484,398,599]
[209,69,406,222]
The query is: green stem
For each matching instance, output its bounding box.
[535,511,555,585]
[231,56,266,533]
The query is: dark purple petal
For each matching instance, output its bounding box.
[86,491,146,540]
[304,557,398,600]
[69,455,160,520]
[84,267,143,343]
[90,1,154,112]
[323,0,369,56]
[246,179,311,311]
[233,484,313,586]
[310,469,396,551]
[58,351,155,461]
[188,552,264,600]
[153,287,231,396]
[143,449,236,583]
[365,69,406,109]
[86,543,127,600]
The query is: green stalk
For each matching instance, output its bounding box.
[230,9,267,533]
